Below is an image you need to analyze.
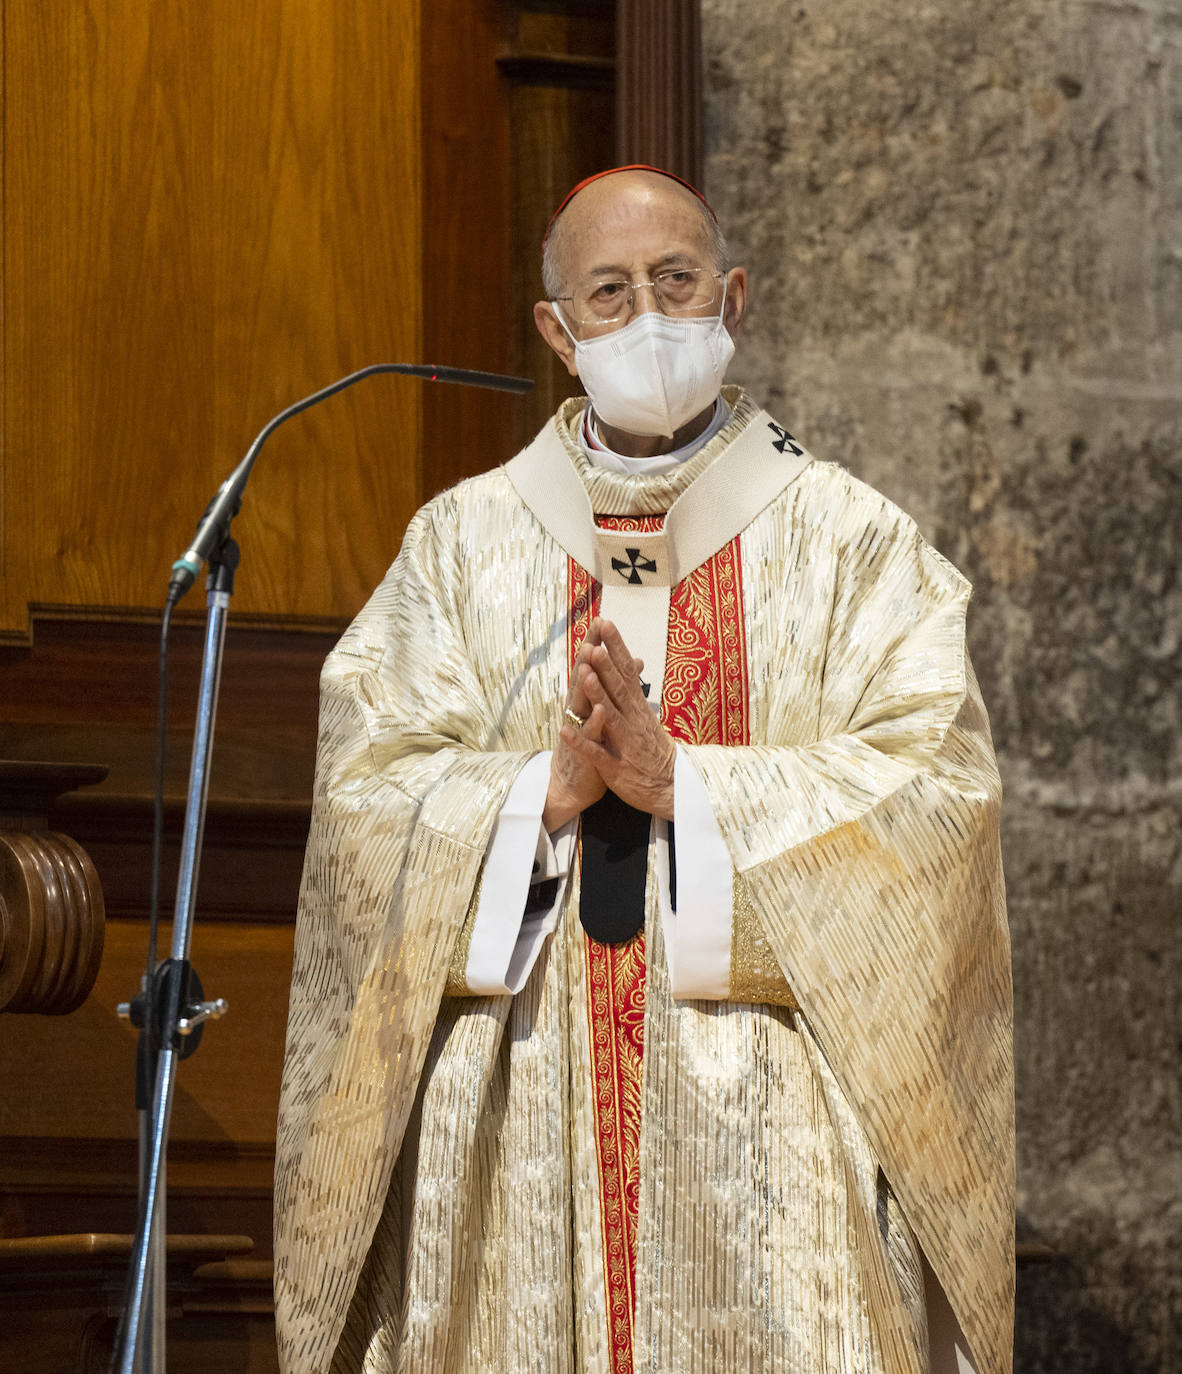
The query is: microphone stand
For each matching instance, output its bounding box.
[116,539,236,1374]
[112,364,531,1373]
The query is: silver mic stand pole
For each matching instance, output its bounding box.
[114,542,235,1373]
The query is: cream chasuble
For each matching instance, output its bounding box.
[273,388,1015,1374]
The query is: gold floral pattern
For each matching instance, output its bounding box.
[584,930,646,1374]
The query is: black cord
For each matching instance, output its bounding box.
[146,599,172,977]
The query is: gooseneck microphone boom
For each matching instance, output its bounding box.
[166,362,533,606]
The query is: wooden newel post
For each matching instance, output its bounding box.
[0,761,107,1015]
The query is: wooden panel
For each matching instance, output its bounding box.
[500,1,617,448]
[0,912,289,1280]
[1,1,423,639]
[0,617,310,1265]
[417,0,621,488]
[0,1134,276,1271]
[419,0,519,498]
[0,1236,279,1372]
[1,1306,280,1374]
[0,917,293,1148]
[0,617,330,805]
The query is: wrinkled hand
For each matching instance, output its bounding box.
[561,618,676,821]
[543,624,608,831]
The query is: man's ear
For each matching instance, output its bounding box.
[722,267,748,340]
[534,301,580,377]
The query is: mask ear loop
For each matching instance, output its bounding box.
[551,300,580,347]
[715,269,731,326]
[551,301,607,439]
[705,270,737,374]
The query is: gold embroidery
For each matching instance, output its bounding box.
[729,868,800,1009]
[585,930,646,1374]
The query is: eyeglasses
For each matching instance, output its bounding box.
[555,267,725,330]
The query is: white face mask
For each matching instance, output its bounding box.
[555,282,736,439]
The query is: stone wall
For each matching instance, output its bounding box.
[701,2,1180,1370]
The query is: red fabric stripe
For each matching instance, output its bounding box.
[570,517,749,1368]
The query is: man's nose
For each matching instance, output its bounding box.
[630,280,662,315]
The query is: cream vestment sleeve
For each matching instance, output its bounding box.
[459,753,575,995]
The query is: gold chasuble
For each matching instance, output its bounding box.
[274,389,1015,1374]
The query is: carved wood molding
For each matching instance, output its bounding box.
[0,832,106,1015]
[615,0,702,183]
[496,51,615,89]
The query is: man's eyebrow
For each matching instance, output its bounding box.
[583,252,704,278]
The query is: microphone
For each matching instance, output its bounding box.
[167,363,533,606]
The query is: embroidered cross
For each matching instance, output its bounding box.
[611,547,658,585]
[768,422,804,457]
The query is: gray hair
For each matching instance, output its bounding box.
[541,198,730,300]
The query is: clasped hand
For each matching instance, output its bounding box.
[541,618,676,831]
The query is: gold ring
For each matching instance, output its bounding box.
[564,707,587,730]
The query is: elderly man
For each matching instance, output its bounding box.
[274,166,1014,1374]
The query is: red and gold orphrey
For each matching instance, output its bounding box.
[568,515,750,1372]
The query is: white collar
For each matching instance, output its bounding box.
[579,397,732,476]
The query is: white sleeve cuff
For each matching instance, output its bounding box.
[661,747,733,1000]
[465,752,575,995]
